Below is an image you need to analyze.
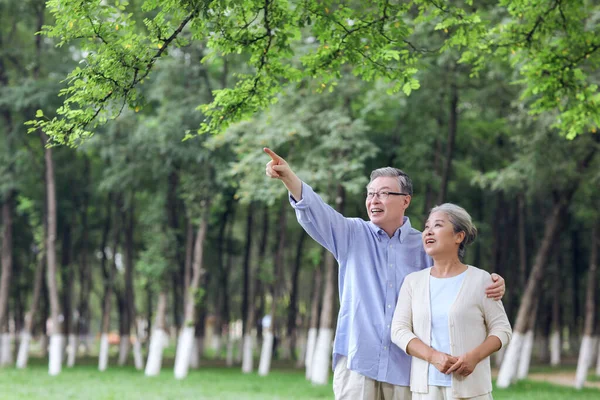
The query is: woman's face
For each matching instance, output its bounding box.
[422,211,464,257]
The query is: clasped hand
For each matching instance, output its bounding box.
[431,350,479,377]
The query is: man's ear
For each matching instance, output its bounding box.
[403,195,412,208]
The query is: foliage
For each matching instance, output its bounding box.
[32,0,600,145]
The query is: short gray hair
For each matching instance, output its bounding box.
[368,167,413,196]
[429,203,478,261]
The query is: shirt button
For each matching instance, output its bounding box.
[387,324,390,328]
[387,304,391,308]
[389,264,393,267]
[384,346,388,350]
[389,284,392,288]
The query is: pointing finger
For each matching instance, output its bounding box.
[263,147,283,164]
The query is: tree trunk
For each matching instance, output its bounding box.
[42,134,62,376]
[98,198,113,372]
[184,219,194,307]
[517,194,528,292]
[174,208,209,379]
[60,222,76,368]
[242,203,254,337]
[258,199,287,376]
[242,204,266,374]
[240,203,255,373]
[574,225,598,389]
[497,198,568,387]
[0,193,14,367]
[305,258,323,379]
[437,82,458,204]
[145,291,168,376]
[16,250,45,368]
[124,199,143,370]
[167,171,184,332]
[517,300,539,381]
[223,204,236,366]
[76,156,91,359]
[287,232,307,362]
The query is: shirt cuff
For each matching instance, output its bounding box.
[289,182,310,209]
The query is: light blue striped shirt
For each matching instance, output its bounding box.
[290,182,431,385]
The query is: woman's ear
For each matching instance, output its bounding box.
[455,231,465,244]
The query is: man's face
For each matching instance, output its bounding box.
[365,176,411,230]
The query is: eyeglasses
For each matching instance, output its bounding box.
[366,191,409,200]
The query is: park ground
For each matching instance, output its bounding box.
[0,357,599,400]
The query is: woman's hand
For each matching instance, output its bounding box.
[429,350,458,374]
[446,351,480,377]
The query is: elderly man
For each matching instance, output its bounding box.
[264,148,505,400]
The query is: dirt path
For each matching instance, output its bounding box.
[527,372,600,390]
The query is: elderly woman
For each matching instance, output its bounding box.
[391,204,512,400]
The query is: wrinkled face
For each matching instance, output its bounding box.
[422,211,464,257]
[365,176,411,231]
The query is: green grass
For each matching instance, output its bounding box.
[0,358,332,400]
[0,358,599,399]
[492,380,600,400]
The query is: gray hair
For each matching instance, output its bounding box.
[369,167,413,196]
[429,203,478,261]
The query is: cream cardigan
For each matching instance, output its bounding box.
[391,266,512,398]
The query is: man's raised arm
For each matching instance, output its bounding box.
[264,147,302,201]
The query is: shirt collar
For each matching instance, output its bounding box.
[368,216,412,243]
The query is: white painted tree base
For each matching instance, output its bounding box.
[48,334,64,376]
[310,328,333,386]
[16,332,31,369]
[174,326,195,380]
[574,335,594,389]
[66,334,77,367]
[118,335,130,366]
[596,338,600,376]
[497,332,524,388]
[304,328,317,380]
[145,329,166,376]
[98,333,110,371]
[258,332,274,376]
[133,336,144,370]
[517,330,534,380]
[0,333,12,366]
[550,331,561,367]
[241,334,253,373]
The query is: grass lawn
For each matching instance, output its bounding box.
[1,358,599,399]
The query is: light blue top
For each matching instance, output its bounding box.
[428,271,467,386]
[290,182,431,385]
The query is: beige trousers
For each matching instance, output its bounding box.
[412,386,493,400]
[333,356,412,400]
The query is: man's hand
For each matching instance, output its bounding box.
[429,350,458,374]
[264,147,292,179]
[446,351,480,377]
[486,273,505,300]
[264,148,302,200]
